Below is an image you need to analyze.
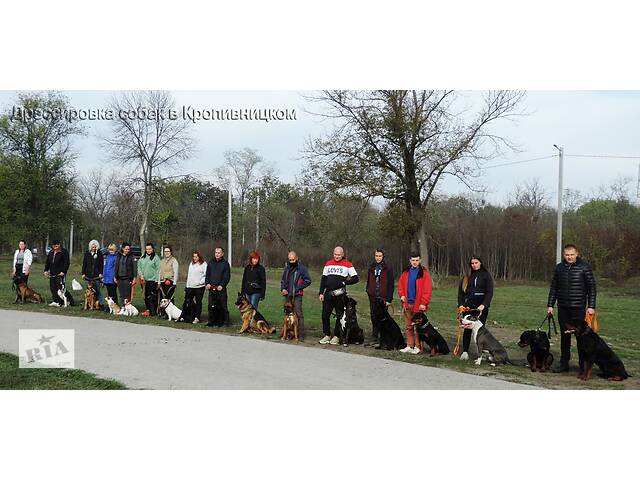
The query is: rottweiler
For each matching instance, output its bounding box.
[235,292,276,334]
[563,320,629,381]
[412,312,450,356]
[518,330,554,372]
[336,296,365,346]
[281,301,299,341]
[371,298,405,350]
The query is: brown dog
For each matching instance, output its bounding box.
[14,280,44,304]
[235,292,276,335]
[281,301,299,341]
[83,283,100,310]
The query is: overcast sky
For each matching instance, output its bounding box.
[1,90,639,206]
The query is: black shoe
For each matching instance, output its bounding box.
[553,363,569,373]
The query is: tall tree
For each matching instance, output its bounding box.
[75,170,120,246]
[0,92,83,252]
[303,90,524,261]
[102,91,195,247]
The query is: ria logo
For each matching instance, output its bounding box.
[19,329,75,368]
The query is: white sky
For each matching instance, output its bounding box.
[1,90,639,205]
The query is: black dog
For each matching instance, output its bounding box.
[564,320,629,381]
[179,294,196,323]
[412,312,450,356]
[207,295,225,327]
[518,330,554,372]
[336,296,365,346]
[371,298,405,350]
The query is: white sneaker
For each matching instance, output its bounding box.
[192,317,200,324]
[329,336,340,345]
[400,346,414,353]
[319,335,331,344]
[460,352,469,361]
[49,302,60,307]
[411,346,421,354]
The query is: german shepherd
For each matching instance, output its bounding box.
[235,292,276,334]
[83,283,100,310]
[12,279,44,304]
[281,301,299,341]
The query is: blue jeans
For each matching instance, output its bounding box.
[247,293,261,310]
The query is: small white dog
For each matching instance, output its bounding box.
[105,296,121,314]
[117,299,139,317]
[159,298,182,322]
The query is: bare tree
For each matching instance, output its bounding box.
[214,147,273,247]
[101,91,195,247]
[75,169,119,246]
[302,90,525,261]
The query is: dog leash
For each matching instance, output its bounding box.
[453,306,475,356]
[585,311,598,332]
[537,313,558,337]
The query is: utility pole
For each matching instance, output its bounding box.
[228,187,232,267]
[69,220,74,258]
[255,193,260,249]
[553,145,564,264]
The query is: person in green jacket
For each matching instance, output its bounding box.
[138,242,161,316]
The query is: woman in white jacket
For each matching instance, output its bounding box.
[12,239,33,282]
[12,240,33,303]
[185,251,207,324]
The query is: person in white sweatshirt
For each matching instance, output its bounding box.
[185,251,207,323]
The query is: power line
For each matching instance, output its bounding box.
[484,155,556,169]
[565,154,640,159]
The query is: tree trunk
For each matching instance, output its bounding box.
[417,221,429,266]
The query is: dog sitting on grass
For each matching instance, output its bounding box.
[235,292,276,335]
[83,283,100,310]
[412,312,450,356]
[281,301,299,341]
[12,279,44,304]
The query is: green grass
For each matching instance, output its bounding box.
[2,258,639,390]
[0,352,126,389]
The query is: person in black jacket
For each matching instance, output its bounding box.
[457,256,494,361]
[547,244,597,372]
[44,240,75,306]
[81,239,104,306]
[241,251,266,310]
[365,249,394,346]
[114,242,136,304]
[205,246,231,327]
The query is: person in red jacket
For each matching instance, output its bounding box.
[397,253,433,354]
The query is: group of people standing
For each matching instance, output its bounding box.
[10,238,597,371]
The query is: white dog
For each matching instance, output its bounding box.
[117,299,139,317]
[105,296,121,314]
[57,286,69,308]
[159,298,182,322]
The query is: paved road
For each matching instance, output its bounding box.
[0,309,537,389]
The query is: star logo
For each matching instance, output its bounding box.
[37,334,55,345]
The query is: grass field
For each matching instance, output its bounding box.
[2,258,639,390]
[0,352,126,389]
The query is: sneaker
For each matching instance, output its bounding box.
[319,335,331,344]
[329,336,340,345]
[400,346,414,353]
[192,317,200,324]
[460,352,469,361]
[48,302,60,307]
[411,346,420,354]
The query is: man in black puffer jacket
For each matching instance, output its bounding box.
[547,244,597,372]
